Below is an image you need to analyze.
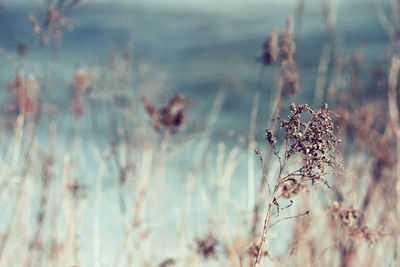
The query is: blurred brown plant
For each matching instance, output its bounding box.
[141,93,193,133]
[260,29,280,65]
[29,14,41,34]
[281,178,305,199]
[279,18,296,65]
[280,67,300,96]
[7,70,39,116]
[195,233,219,260]
[71,68,92,118]
[330,201,360,227]
[158,258,176,267]
[259,18,296,68]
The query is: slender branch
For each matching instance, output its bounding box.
[268,210,310,229]
[257,153,272,197]
[253,199,275,267]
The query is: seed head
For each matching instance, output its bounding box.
[265,129,277,144]
[260,29,280,66]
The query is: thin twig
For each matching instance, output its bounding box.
[268,210,310,229]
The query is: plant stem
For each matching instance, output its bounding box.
[254,197,275,266]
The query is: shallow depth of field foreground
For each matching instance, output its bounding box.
[0,0,399,266]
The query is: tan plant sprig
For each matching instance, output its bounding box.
[271,103,342,188]
[254,103,342,266]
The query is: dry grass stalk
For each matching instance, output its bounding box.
[252,19,300,246]
[71,68,92,118]
[8,70,39,116]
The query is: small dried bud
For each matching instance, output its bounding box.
[290,103,297,113]
[281,179,304,198]
[265,129,277,144]
[330,202,360,227]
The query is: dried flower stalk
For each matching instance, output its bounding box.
[253,103,342,266]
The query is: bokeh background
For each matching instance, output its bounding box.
[0,0,397,266]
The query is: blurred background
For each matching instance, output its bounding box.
[0,0,398,266]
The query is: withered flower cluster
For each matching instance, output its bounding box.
[72,69,92,118]
[8,70,39,116]
[67,180,86,199]
[141,93,193,134]
[349,226,384,245]
[260,20,296,66]
[280,67,299,96]
[330,201,359,227]
[265,129,277,145]
[260,19,299,96]
[195,234,219,260]
[281,178,305,199]
[267,103,342,192]
[279,20,296,65]
[247,243,269,258]
[337,101,395,182]
[330,201,384,245]
[260,29,279,65]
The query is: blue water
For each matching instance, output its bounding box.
[0,1,389,138]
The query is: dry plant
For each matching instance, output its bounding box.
[1,1,400,267]
[253,103,342,266]
[141,94,194,134]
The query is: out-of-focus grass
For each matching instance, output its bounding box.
[0,1,399,267]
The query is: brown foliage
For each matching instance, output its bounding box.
[141,93,193,133]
